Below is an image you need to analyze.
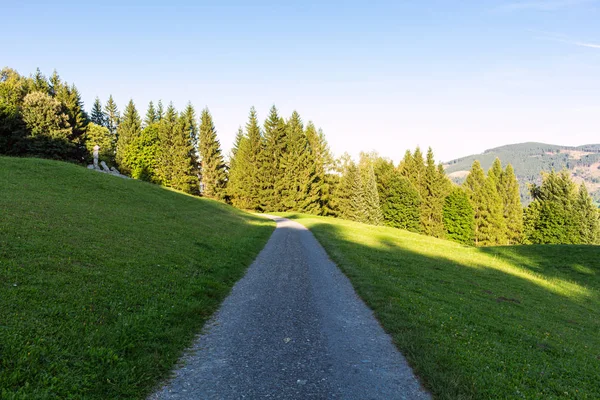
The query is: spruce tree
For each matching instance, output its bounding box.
[443,187,475,245]
[155,104,196,193]
[227,127,251,208]
[90,97,106,126]
[104,95,120,136]
[156,100,164,121]
[575,183,600,244]
[262,106,287,211]
[331,153,357,219]
[464,160,505,246]
[144,101,158,127]
[280,111,308,211]
[421,147,446,238]
[245,107,264,210]
[380,172,421,231]
[302,123,332,215]
[180,103,200,191]
[502,164,523,244]
[198,108,227,199]
[524,170,581,244]
[115,99,142,173]
[352,155,383,225]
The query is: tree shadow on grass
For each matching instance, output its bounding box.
[282,215,600,399]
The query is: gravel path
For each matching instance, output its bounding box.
[149,215,430,400]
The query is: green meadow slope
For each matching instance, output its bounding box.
[0,157,274,399]
[279,213,600,399]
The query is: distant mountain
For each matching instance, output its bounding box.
[443,142,600,204]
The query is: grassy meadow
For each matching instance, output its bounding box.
[279,213,600,399]
[0,157,274,399]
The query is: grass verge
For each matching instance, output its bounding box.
[0,157,274,399]
[278,213,600,399]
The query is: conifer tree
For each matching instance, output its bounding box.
[262,106,287,211]
[301,123,332,215]
[524,171,580,244]
[464,160,505,246]
[156,100,164,121]
[115,99,142,172]
[575,183,600,244]
[32,68,50,93]
[245,107,264,210]
[180,103,200,190]
[443,187,475,245]
[502,164,523,244]
[280,111,309,211]
[350,155,383,225]
[421,147,446,238]
[144,101,157,127]
[331,153,357,219]
[155,103,197,193]
[227,127,251,208]
[376,161,421,231]
[104,95,119,136]
[90,97,106,126]
[198,108,227,199]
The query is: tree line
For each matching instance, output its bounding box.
[1,67,598,245]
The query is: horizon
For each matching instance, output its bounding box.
[3,0,599,163]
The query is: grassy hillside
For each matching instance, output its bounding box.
[280,213,600,399]
[0,157,274,399]
[443,142,600,204]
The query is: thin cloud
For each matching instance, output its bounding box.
[498,0,596,11]
[531,30,600,49]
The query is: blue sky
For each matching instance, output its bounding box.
[3,0,599,162]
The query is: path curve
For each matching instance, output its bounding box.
[149,215,430,400]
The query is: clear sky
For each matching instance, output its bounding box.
[2,0,599,162]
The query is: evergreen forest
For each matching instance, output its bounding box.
[2,67,599,246]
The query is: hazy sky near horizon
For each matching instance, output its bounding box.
[3,0,599,162]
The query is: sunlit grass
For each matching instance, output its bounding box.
[279,213,600,399]
[0,157,275,399]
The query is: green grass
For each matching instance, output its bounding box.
[0,157,274,399]
[278,213,600,399]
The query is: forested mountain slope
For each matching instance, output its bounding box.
[443,142,600,204]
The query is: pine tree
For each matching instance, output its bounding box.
[31,68,49,93]
[90,97,106,126]
[502,164,523,244]
[144,101,158,127]
[262,106,287,211]
[421,147,446,238]
[443,187,475,245]
[198,108,227,199]
[104,95,119,137]
[115,99,142,173]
